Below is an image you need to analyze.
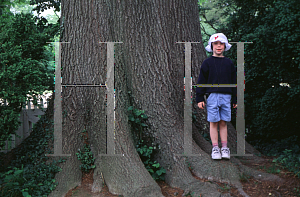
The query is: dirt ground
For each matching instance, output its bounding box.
[65,155,300,197]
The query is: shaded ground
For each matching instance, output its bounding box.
[65,155,300,197]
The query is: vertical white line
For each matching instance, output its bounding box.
[46,42,71,157]
[184,42,192,155]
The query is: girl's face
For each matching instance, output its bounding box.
[212,41,225,57]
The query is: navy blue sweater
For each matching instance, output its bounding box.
[196,56,237,104]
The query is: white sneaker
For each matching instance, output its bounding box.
[221,147,230,159]
[211,146,222,159]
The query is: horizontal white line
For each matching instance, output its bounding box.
[61,85,107,87]
[193,84,238,87]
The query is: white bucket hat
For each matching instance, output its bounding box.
[205,33,232,52]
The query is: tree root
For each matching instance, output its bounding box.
[237,188,250,197]
[91,164,103,193]
[98,154,164,197]
[48,157,83,197]
[236,162,284,184]
[182,181,225,197]
[163,154,225,197]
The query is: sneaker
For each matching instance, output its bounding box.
[211,146,222,160]
[221,147,230,159]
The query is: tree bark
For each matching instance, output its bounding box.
[48,1,284,197]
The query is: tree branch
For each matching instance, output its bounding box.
[201,13,218,31]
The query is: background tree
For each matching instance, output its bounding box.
[198,0,236,56]
[47,1,284,197]
[0,2,58,150]
[215,0,300,145]
[0,0,25,15]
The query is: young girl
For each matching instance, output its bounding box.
[196,33,237,159]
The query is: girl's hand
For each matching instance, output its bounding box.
[198,102,205,109]
[233,104,237,108]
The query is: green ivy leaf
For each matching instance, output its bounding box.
[156,169,164,176]
[127,106,133,111]
[22,191,31,197]
[152,163,160,168]
[133,109,138,114]
[128,115,135,122]
[141,114,148,119]
[135,110,142,116]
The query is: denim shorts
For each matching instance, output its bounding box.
[206,93,231,122]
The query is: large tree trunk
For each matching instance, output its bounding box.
[48,1,284,197]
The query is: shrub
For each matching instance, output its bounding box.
[76,144,95,173]
[136,140,166,181]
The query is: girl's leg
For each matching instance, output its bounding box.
[210,122,219,146]
[219,120,227,147]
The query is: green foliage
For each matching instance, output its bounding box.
[293,186,300,197]
[258,164,281,174]
[213,0,300,142]
[76,143,96,173]
[127,105,148,141]
[218,184,231,192]
[127,104,165,181]
[0,163,62,197]
[0,113,65,197]
[273,149,300,178]
[266,164,281,174]
[239,172,251,183]
[10,0,35,14]
[198,0,236,57]
[0,165,28,197]
[0,11,58,150]
[0,0,30,16]
[28,0,61,30]
[252,136,300,178]
[253,135,299,156]
[135,140,166,181]
[29,0,61,13]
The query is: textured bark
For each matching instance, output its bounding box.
[49,1,163,197]
[48,1,109,196]
[48,1,284,197]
